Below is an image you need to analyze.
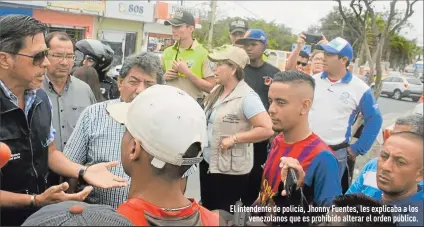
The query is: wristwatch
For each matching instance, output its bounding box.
[78,166,88,183]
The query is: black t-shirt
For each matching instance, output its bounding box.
[244,63,280,110]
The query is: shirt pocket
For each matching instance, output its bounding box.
[68,105,86,128]
[231,148,247,172]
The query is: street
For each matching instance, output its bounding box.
[185,96,419,201]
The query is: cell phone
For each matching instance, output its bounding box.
[303,32,322,44]
[284,168,298,198]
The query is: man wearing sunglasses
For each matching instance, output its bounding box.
[0,15,127,226]
[308,37,383,193]
[42,32,97,186]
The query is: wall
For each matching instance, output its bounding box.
[94,17,143,53]
[142,22,172,51]
[0,6,32,16]
[33,9,95,38]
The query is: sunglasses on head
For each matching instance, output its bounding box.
[297,61,307,67]
[5,49,49,66]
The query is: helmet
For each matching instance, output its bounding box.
[75,39,114,75]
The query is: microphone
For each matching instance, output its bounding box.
[0,142,11,168]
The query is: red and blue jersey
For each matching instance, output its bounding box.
[258,133,342,207]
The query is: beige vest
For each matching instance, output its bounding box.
[206,80,254,175]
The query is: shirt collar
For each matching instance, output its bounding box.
[320,70,353,84]
[44,75,72,93]
[0,80,37,101]
[173,39,199,50]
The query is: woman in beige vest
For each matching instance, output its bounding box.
[200,46,274,212]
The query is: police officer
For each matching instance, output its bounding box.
[229,18,249,46]
[74,39,120,100]
[162,10,216,104]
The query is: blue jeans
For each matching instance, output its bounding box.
[335,147,348,180]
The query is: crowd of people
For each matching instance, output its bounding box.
[0,10,422,227]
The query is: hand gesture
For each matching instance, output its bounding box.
[35,182,93,207]
[219,136,235,152]
[347,146,357,161]
[317,34,329,45]
[83,161,128,189]
[297,33,306,46]
[172,60,190,75]
[164,69,179,81]
[279,157,305,196]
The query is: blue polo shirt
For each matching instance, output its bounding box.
[347,158,424,226]
[372,186,423,226]
[347,158,424,195]
[309,71,383,155]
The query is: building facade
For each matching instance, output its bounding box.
[98,1,154,68]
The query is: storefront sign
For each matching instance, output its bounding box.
[155,2,201,25]
[46,1,105,15]
[105,1,154,22]
[0,0,47,8]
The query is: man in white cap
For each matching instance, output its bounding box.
[309,37,383,192]
[107,85,219,226]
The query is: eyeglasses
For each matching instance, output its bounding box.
[6,49,49,66]
[48,53,76,62]
[297,61,308,67]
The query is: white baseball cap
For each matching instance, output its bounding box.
[106,85,207,169]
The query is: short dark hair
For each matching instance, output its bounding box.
[149,142,201,181]
[0,15,47,53]
[338,55,350,68]
[45,31,75,51]
[395,114,424,137]
[332,194,396,227]
[273,70,315,90]
[299,50,309,59]
[119,52,164,85]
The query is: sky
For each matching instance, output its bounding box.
[178,0,424,46]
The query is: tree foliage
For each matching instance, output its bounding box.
[194,17,296,50]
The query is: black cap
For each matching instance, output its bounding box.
[164,10,195,27]
[229,19,248,34]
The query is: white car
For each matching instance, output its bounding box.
[374,75,423,101]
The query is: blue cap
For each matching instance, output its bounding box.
[235,29,267,45]
[319,37,353,61]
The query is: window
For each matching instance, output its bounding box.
[47,27,85,42]
[406,78,422,85]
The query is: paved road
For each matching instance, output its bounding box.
[185,96,419,201]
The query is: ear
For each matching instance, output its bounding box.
[117,77,123,91]
[130,139,142,161]
[300,98,312,115]
[416,167,423,183]
[0,52,13,70]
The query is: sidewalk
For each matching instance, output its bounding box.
[353,110,413,180]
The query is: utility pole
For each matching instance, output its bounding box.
[207,0,217,49]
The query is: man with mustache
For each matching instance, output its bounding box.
[42,32,97,186]
[63,52,172,209]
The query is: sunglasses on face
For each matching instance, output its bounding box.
[297,61,308,67]
[6,49,49,66]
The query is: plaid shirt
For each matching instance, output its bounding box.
[0,80,56,146]
[63,99,131,209]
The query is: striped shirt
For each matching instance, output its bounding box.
[0,80,56,146]
[63,98,129,209]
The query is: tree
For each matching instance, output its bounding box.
[388,34,420,70]
[194,17,296,50]
[335,0,418,99]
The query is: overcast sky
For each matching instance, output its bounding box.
[178,1,423,46]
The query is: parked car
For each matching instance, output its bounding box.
[383,94,423,142]
[372,75,423,102]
